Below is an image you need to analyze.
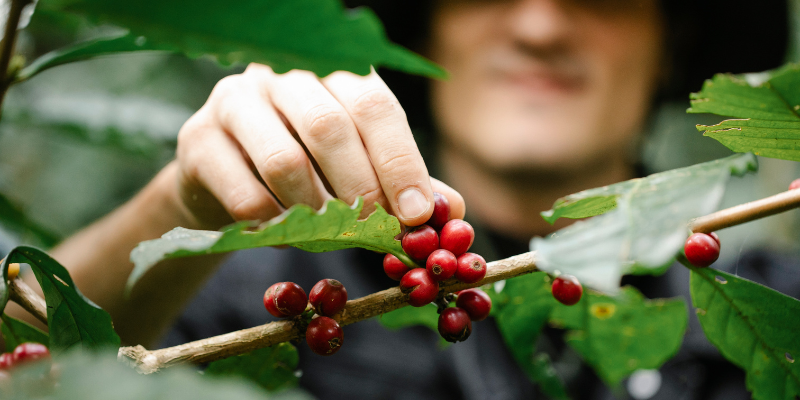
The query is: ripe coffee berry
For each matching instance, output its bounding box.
[400,268,439,307]
[456,289,492,321]
[309,279,348,317]
[383,254,412,281]
[12,343,50,366]
[264,282,308,318]
[439,220,474,256]
[0,353,12,370]
[552,275,583,306]
[438,307,472,343]
[790,178,800,191]
[426,192,451,231]
[306,316,344,356]
[684,232,720,267]
[426,249,457,281]
[455,253,487,284]
[402,225,439,261]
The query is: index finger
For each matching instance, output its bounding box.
[321,70,434,226]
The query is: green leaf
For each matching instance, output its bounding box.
[205,343,299,393]
[695,118,800,162]
[689,63,800,161]
[379,303,439,333]
[690,268,800,400]
[550,287,687,387]
[128,197,410,292]
[6,348,312,400]
[541,195,618,225]
[1,314,49,352]
[33,0,446,79]
[16,33,152,83]
[541,153,757,225]
[0,247,120,351]
[532,153,757,293]
[490,273,568,399]
[528,353,570,400]
[0,192,61,247]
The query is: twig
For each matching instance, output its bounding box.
[119,251,538,374]
[0,0,31,112]
[8,277,47,325]
[689,188,800,234]
[118,188,800,373]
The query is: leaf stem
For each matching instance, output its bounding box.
[0,0,31,113]
[8,277,47,325]
[688,188,800,233]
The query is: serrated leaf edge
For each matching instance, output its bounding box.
[692,269,800,399]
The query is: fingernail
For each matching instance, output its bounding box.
[397,188,430,220]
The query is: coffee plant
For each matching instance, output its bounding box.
[0,0,798,399]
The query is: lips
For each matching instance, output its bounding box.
[487,50,588,95]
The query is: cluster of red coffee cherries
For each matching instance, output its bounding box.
[0,342,50,381]
[263,279,348,356]
[684,231,721,267]
[382,192,493,342]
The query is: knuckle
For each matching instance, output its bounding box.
[350,88,400,122]
[377,150,418,178]
[259,148,308,184]
[302,104,351,146]
[351,184,384,206]
[227,188,271,221]
[211,74,246,99]
[244,63,272,74]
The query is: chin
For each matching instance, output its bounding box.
[454,121,609,175]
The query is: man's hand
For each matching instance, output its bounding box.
[175,63,465,229]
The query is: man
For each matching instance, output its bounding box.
[10,0,789,398]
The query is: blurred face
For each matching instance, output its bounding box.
[429,0,664,173]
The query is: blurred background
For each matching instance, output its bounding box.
[1,2,799,269]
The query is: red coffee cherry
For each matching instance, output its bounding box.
[383,254,412,281]
[402,225,439,261]
[12,343,50,366]
[455,253,487,284]
[309,279,348,317]
[426,249,457,281]
[790,178,800,191]
[552,275,583,306]
[0,353,13,370]
[264,282,308,318]
[400,268,440,307]
[426,192,451,231]
[306,316,344,356]
[438,307,472,343]
[456,289,492,321]
[439,219,474,256]
[684,232,720,267]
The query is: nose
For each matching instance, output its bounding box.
[504,0,573,49]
